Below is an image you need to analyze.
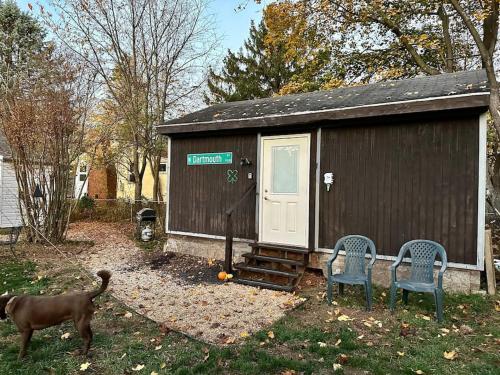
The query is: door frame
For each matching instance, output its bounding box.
[258,133,311,246]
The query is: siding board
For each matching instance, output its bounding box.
[319,117,479,265]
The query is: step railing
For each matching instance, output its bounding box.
[224,182,257,273]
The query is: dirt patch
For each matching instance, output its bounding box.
[146,251,224,284]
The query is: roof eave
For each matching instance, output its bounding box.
[158,92,490,135]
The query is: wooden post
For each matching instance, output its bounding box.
[225,212,233,274]
[484,229,496,295]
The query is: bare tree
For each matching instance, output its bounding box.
[1,50,94,242]
[45,0,218,202]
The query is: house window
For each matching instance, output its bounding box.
[159,163,167,172]
[79,174,86,182]
[80,165,87,173]
[129,173,136,183]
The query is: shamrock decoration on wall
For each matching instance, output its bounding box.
[227,169,238,183]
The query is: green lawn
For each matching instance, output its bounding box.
[0,255,498,375]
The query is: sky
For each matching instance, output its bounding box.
[16,0,266,55]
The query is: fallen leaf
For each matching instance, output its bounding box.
[415,371,424,375]
[318,342,327,348]
[459,325,473,335]
[124,312,133,319]
[154,345,162,351]
[151,372,159,375]
[80,362,90,372]
[240,331,249,338]
[443,351,457,360]
[337,354,348,364]
[267,331,275,339]
[61,332,71,340]
[338,314,353,321]
[397,351,405,357]
[333,363,343,371]
[334,339,341,346]
[160,363,166,369]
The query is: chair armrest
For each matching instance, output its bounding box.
[391,246,409,283]
[326,243,342,276]
[437,257,447,289]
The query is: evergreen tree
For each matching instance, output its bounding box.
[205,20,290,104]
[0,0,46,93]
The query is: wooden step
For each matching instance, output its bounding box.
[233,277,294,292]
[249,242,311,254]
[242,253,305,266]
[234,264,299,278]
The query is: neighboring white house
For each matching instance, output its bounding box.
[0,130,22,228]
[74,158,89,198]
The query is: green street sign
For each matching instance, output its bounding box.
[187,152,233,165]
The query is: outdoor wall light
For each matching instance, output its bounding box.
[240,157,252,166]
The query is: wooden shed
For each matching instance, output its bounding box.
[158,70,489,293]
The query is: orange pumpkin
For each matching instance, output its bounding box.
[217,271,227,281]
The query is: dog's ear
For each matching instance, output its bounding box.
[0,295,13,320]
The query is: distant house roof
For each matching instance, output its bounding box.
[0,129,11,160]
[158,69,489,135]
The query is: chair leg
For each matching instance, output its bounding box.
[364,281,372,311]
[402,289,409,305]
[339,283,344,296]
[434,289,444,323]
[327,279,333,305]
[389,283,397,312]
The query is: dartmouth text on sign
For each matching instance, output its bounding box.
[187,152,233,165]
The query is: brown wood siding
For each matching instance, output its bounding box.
[169,135,257,239]
[319,117,479,265]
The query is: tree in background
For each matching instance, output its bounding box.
[47,0,217,203]
[0,0,45,96]
[205,1,333,103]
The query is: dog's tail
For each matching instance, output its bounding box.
[88,270,112,299]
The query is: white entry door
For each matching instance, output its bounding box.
[259,134,310,247]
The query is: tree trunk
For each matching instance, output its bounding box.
[133,143,142,202]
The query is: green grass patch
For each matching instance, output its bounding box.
[0,258,498,375]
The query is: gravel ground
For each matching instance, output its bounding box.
[68,222,305,345]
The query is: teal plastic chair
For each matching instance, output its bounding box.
[389,240,447,322]
[326,235,377,311]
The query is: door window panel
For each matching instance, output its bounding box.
[272,145,299,194]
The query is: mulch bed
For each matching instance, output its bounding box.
[145,251,224,285]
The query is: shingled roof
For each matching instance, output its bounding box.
[158,69,489,135]
[0,129,11,160]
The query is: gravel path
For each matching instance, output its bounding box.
[69,222,305,345]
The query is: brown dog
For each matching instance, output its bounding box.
[0,270,111,359]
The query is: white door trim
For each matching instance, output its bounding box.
[258,133,311,246]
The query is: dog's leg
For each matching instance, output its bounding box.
[18,329,33,360]
[77,318,93,356]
